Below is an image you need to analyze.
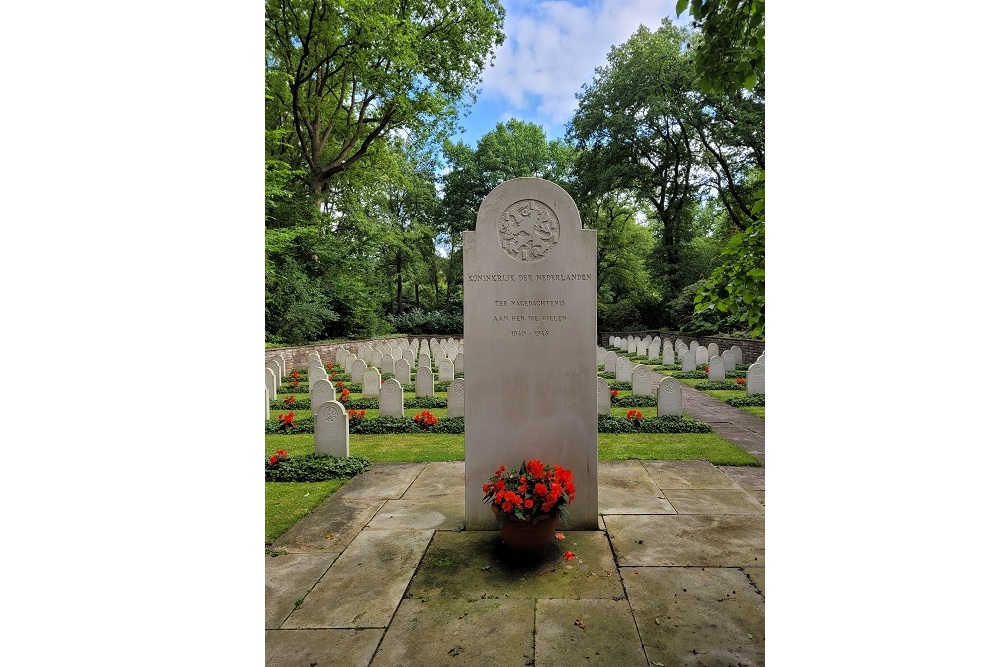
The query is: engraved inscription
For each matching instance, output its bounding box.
[497,199,559,262]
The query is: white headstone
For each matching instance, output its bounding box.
[627,339,637,354]
[454,352,464,375]
[462,177,598,530]
[732,346,743,364]
[662,344,675,366]
[403,349,416,368]
[636,340,648,357]
[604,350,618,373]
[380,352,395,374]
[391,347,403,361]
[681,349,697,372]
[307,364,326,389]
[596,377,611,415]
[265,387,271,422]
[369,350,382,372]
[362,368,381,397]
[677,341,689,356]
[708,355,725,381]
[265,368,277,400]
[439,358,455,381]
[616,356,633,382]
[747,362,765,395]
[447,378,465,418]
[415,366,435,397]
[314,400,349,457]
[350,358,367,383]
[633,365,653,396]
[359,346,371,365]
[266,358,282,387]
[310,379,335,417]
[756,353,765,366]
[707,342,720,360]
[647,339,660,361]
[394,358,411,384]
[689,340,699,352]
[695,346,709,367]
[417,352,431,369]
[657,377,683,416]
[721,349,736,372]
[674,338,684,353]
[379,378,404,418]
[597,347,607,368]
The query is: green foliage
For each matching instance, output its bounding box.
[348,415,464,435]
[405,396,448,409]
[678,0,765,95]
[342,397,379,410]
[695,380,745,391]
[672,371,709,379]
[667,279,738,334]
[271,398,310,410]
[601,300,645,331]
[637,415,713,434]
[612,394,657,408]
[386,309,464,335]
[606,380,632,390]
[265,417,315,435]
[695,185,764,337]
[597,415,636,434]
[726,394,765,407]
[264,454,370,482]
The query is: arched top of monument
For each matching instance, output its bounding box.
[474,178,584,264]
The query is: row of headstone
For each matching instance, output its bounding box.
[596,376,683,417]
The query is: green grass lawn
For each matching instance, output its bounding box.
[265,363,764,544]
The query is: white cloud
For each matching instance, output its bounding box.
[480,0,678,134]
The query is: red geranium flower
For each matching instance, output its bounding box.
[283,395,296,405]
[563,551,576,561]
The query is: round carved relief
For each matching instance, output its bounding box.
[453,383,464,395]
[497,199,560,262]
[322,407,337,422]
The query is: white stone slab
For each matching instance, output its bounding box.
[633,365,653,397]
[393,359,411,384]
[747,362,765,395]
[732,345,743,364]
[596,377,610,415]
[707,342,720,359]
[447,378,465,418]
[662,344,674,366]
[438,358,455,381]
[415,366,434,397]
[462,177,598,530]
[604,350,617,373]
[616,356,633,382]
[265,367,277,400]
[722,349,736,372]
[695,345,709,366]
[379,379,404,418]
[362,368,381,397]
[657,377,683,416]
[310,379,335,418]
[454,352,464,375]
[708,355,725,380]
[314,400,349,457]
[350,358,367,384]
[647,339,660,361]
[681,349,696,372]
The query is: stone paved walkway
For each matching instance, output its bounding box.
[265,382,765,666]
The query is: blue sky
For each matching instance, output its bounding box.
[450,0,688,146]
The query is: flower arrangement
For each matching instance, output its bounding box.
[735,377,746,385]
[335,381,345,390]
[267,449,289,467]
[283,395,297,405]
[291,379,301,389]
[413,410,438,428]
[278,411,296,429]
[326,362,334,370]
[340,388,350,402]
[610,389,619,398]
[626,409,643,427]
[482,460,576,527]
[347,408,366,424]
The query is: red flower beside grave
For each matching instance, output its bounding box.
[267,449,289,467]
[290,369,301,378]
[610,389,619,398]
[483,459,576,527]
[563,551,576,561]
[347,409,366,424]
[736,377,746,385]
[335,381,345,389]
[414,410,438,428]
[291,379,300,388]
[626,409,643,427]
[326,362,333,370]
[283,395,296,405]
[278,411,296,429]
[340,389,350,402]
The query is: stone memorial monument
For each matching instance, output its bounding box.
[463,178,598,530]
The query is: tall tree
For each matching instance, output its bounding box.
[266,0,505,197]
[677,0,764,93]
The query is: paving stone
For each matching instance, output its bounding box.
[598,460,677,514]
[621,566,764,667]
[282,529,434,628]
[605,515,764,567]
[269,499,385,554]
[264,553,337,629]
[370,599,534,667]
[367,498,465,530]
[401,461,466,499]
[333,462,426,500]
[661,488,765,515]
[743,566,764,596]
[535,598,648,667]
[718,464,765,491]
[641,460,739,490]
[407,530,623,600]
[265,628,383,667]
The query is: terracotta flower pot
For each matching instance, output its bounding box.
[493,505,558,556]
